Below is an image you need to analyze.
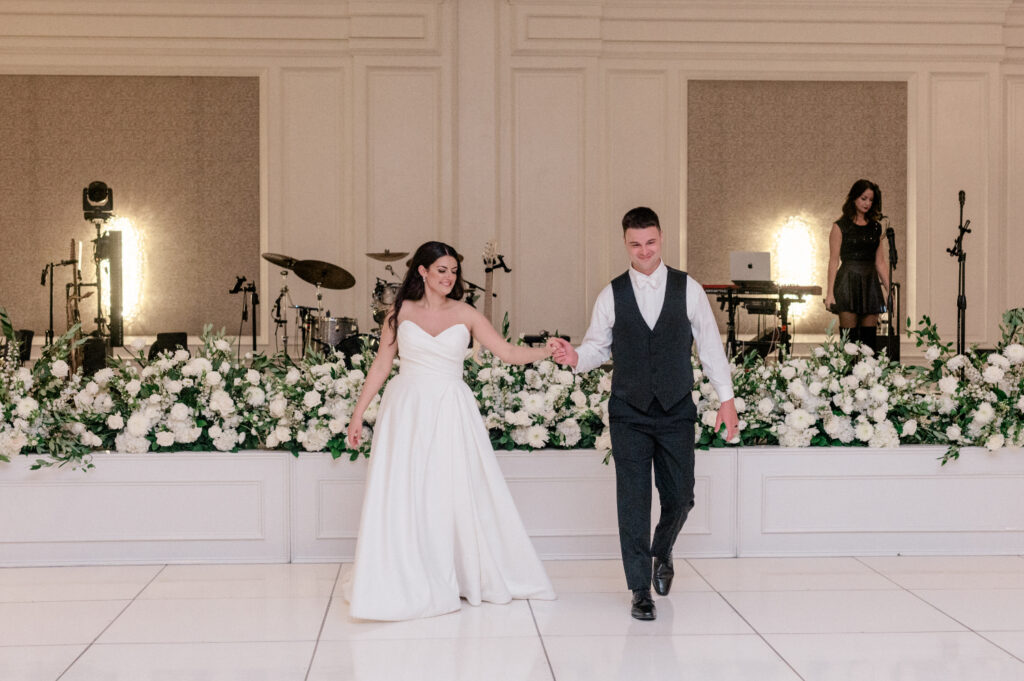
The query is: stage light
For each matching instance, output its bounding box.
[100,216,143,324]
[83,181,113,222]
[773,215,820,320]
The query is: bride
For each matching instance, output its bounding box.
[345,241,557,620]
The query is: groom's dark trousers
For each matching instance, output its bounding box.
[609,393,696,591]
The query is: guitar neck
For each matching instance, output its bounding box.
[482,271,494,325]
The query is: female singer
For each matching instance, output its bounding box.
[823,179,890,348]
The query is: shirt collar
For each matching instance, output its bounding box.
[629,260,667,289]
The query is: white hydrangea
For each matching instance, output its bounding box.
[938,376,958,394]
[557,418,582,447]
[126,412,151,437]
[14,397,38,419]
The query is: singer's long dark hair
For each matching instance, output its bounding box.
[387,241,465,343]
[841,179,883,223]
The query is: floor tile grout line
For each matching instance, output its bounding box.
[527,599,558,681]
[55,564,168,681]
[852,555,1024,662]
[847,557,1015,647]
[304,562,342,681]
[709,589,808,681]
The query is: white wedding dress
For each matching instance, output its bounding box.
[344,320,556,620]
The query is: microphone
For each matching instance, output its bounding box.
[959,190,965,207]
[41,265,48,286]
[885,227,898,268]
[962,219,971,233]
[228,275,247,294]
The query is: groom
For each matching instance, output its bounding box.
[550,206,738,621]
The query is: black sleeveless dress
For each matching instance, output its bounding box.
[832,216,886,315]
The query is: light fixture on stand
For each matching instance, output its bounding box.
[81,181,123,349]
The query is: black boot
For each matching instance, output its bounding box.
[859,325,877,353]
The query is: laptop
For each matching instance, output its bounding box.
[729,251,773,289]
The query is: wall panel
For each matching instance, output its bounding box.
[511,69,587,338]
[926,73,990,345]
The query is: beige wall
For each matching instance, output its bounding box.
[0,75,259,337]
[1,0,1022,355]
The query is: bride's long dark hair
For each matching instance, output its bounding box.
[388,241,465,342]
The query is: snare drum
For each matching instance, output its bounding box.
[313,316,358,348]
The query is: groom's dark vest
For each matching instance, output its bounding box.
[610,267,694,413]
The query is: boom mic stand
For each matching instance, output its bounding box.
[945,190,971,356]
[40,259,78,346]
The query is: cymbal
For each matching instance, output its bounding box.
[366,249,408,262]
[293,259,356,290]
[262,252,298,270]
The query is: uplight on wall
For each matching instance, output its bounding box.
[101,216,144,323]
[772,215,819,320]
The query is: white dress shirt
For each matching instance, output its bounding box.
[574,260,735,402]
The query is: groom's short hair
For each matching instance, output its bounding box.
[622,206,660,232]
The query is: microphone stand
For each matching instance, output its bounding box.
[244,281,259,353]
[945,194,971,356]
[884,221,900,361]
[42,263,55,346]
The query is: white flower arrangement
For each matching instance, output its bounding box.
[4,307,1024,469]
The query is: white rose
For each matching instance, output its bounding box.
[924,346,941,361]
[946,424,962,441]
[985,433,1005,451]
[173,349,190,363]
[155,431,175,447]
[125,379,141,397]
[285,368,301,385]
[50,359,70,378]
[106,414,125,430]
[780,366,797,380]
[902,419,917,437]
[275,425,292,442]
[93,367,114,385]
[214,339,231,352]
[733,396,746,412]
[844,342,859,355]
[14,397,38,419]
[938,376,958,394]
[757,397,775,416]
[169,403,190,421]
[126,412,150,437]
[972,402,995,426]
[303,390,322,409]
[246,369,261,384]
[269,397,287,418]
[946,355,966,371]
[205,371,223,387]
[245,386,266,407]
[854,421,874,441]
[701,410,718,428]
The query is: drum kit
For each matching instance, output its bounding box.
[264,249,407,359]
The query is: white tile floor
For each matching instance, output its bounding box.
[2,556,1024,680]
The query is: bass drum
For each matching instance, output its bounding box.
[337,333,379,369]
[314,316,358,348]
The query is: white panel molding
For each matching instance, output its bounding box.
[1004,75,1024,309]
[0,452,291,567]
[509,66,588,338]
[508,0,1013,60]
[927,71,993,345]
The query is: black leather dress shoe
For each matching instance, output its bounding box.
[631,589,656,620]
[652,556,674,596]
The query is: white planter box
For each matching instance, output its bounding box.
[736,445,1024,556]
[290,449,737,562]
[0,451,291,567]
[3,446,1022,566]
